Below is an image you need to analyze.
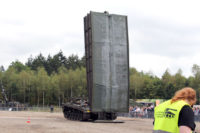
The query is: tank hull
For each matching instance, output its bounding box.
[62,102,117,121]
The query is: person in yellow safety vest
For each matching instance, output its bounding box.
[153,87,196,133]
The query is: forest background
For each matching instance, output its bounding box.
[1,51,200,107]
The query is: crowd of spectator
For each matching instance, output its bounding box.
[193,107,200,116]
[193,107,200,121]
[129,105,154,118]
[127,105,200,122]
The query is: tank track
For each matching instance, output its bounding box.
[63,104,90,121]
[63,104,117,121]
[62,98,117,121]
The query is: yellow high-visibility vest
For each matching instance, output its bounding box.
[153,100,190,133]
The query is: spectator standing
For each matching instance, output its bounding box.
[153,87,196,133]
[50,105,54,113]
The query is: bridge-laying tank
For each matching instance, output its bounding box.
[62,11,129,121]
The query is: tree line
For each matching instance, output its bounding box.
[0,51,86,107]
[130,64,200,104]
[1,51,200,106]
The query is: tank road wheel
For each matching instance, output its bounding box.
[64,113,68,119]
[75,112,79,120]
[63,107,70,119]
[111,113,117,120]
[63,105,90,121]
[79,112,83,121]
[69,113,73,120]
[106,113,117,120]
[71,111,75,120]
[80,112,84,121]
[74,110,78,120]
[91,113,98,121]
[78,112,82,121]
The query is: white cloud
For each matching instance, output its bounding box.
[0,0,200,77]
[130,52,200,78]
[130,53,171,77]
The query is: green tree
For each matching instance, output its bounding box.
[130,70,144,99]
[173,69,186,91]
[35,67,49,107]
[0,65,5,72]
[57,66,69,103]
[9,61,27,73]
[28,53,46,71]
[152,77,163,99]
[17,70,35,104]
[73,67,87,97]
[47,51,67,74]
[192,64,200,104]
[49,72,60,106]
[161,69,175,99]
[65,54,81,70]
[2,67,18,101]
[67,69,74,98]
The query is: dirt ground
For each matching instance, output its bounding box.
[0,111,199,133]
